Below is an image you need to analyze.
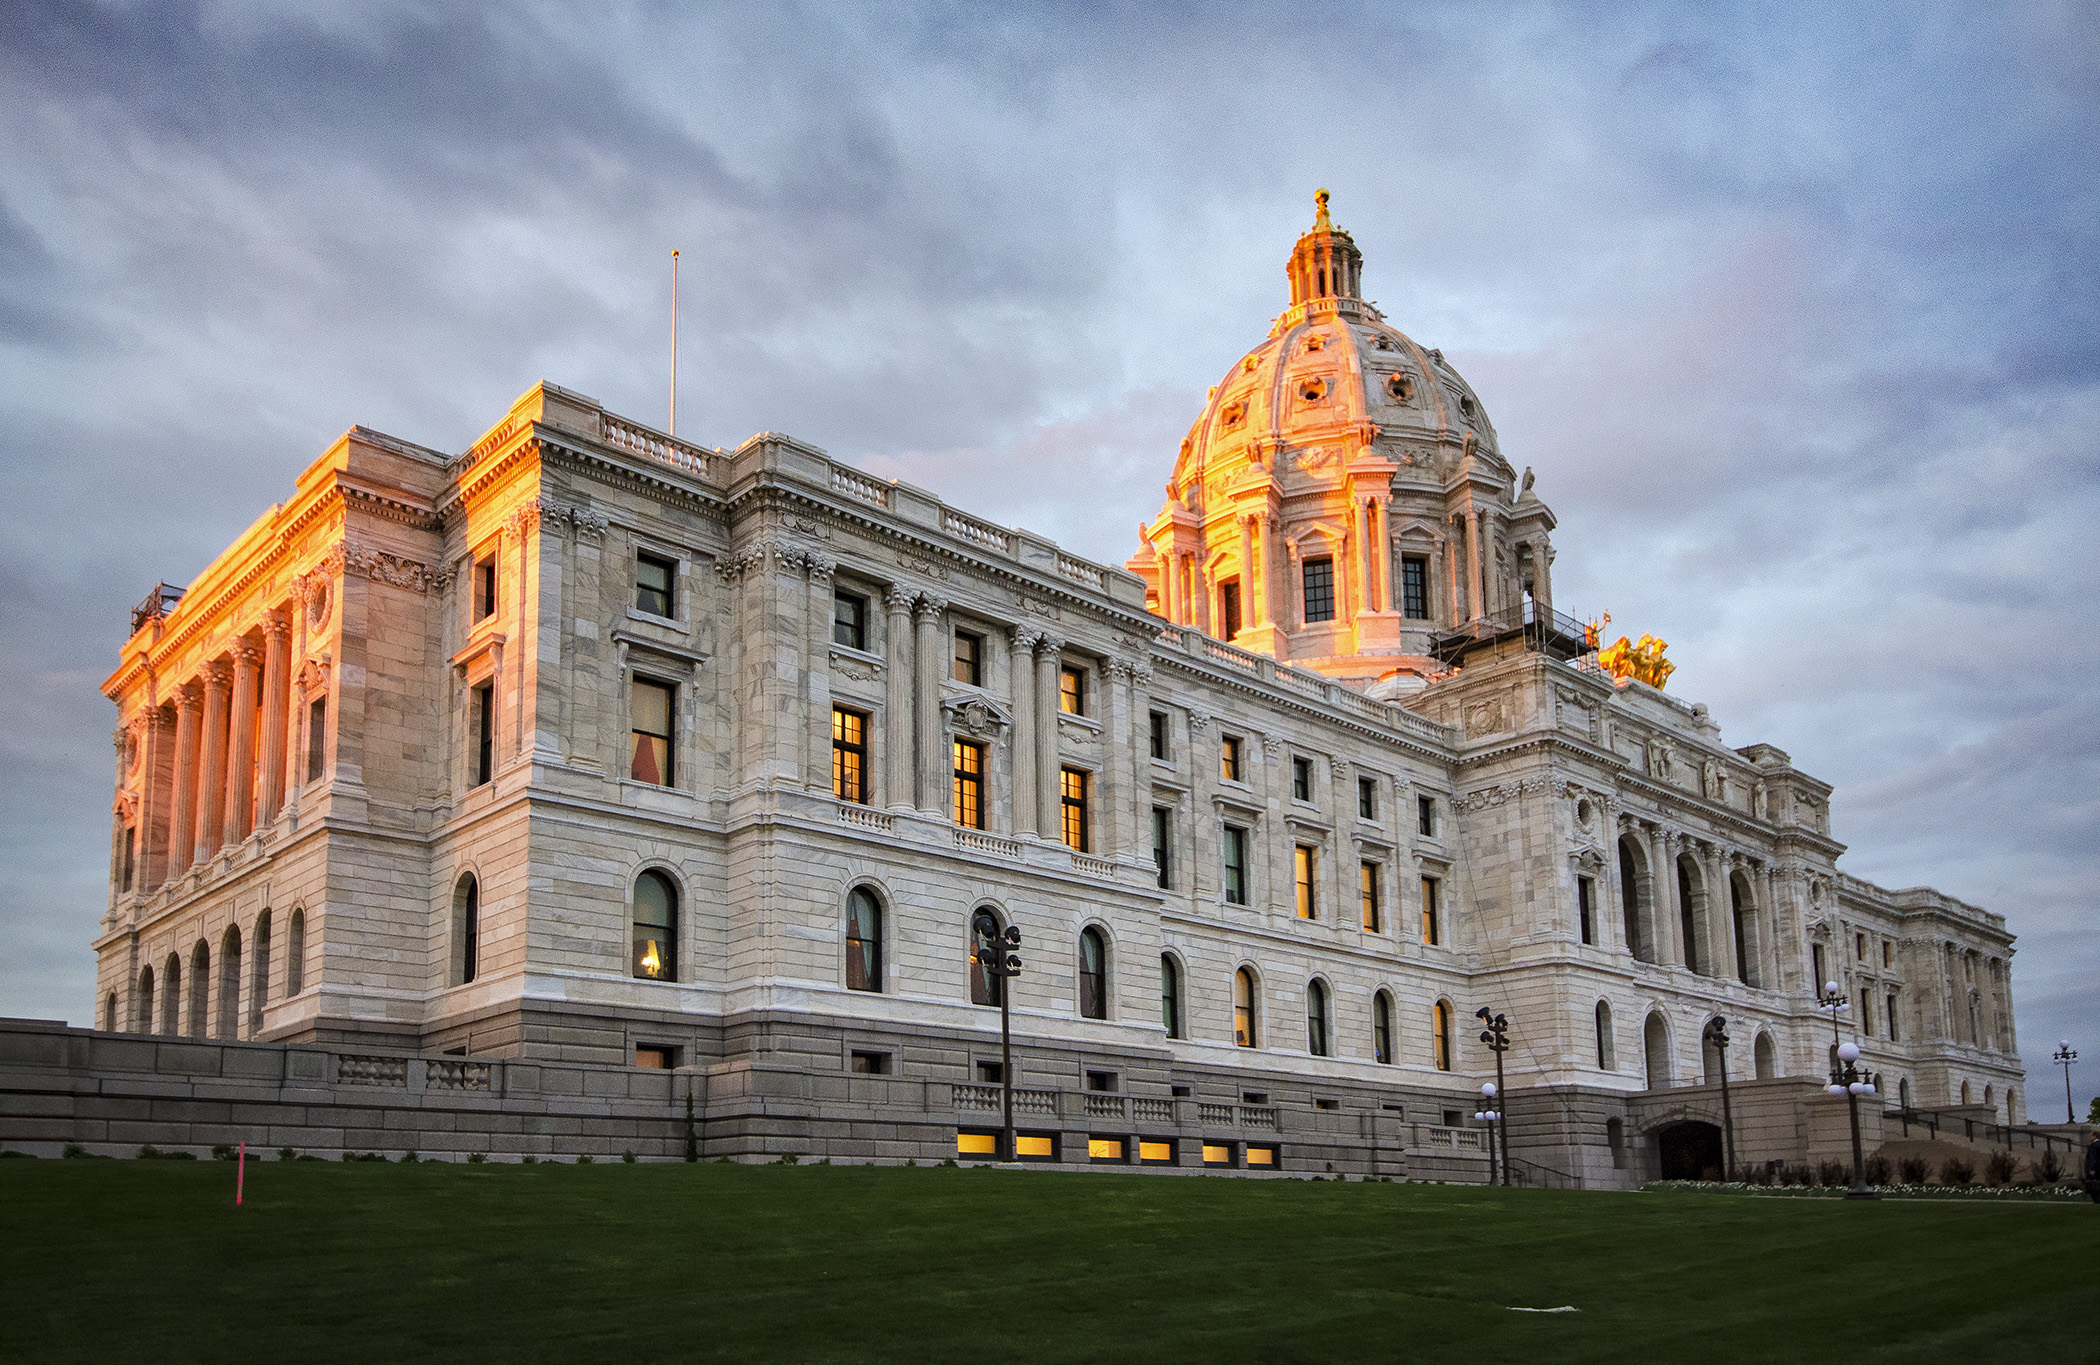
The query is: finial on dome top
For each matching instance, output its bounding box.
[1288,188,1361,307]
[1314,188,1332,230]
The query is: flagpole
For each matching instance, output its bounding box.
[669,249,679,437]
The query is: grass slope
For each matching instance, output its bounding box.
[3,1161,2095,1363]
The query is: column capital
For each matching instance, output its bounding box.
[1012,626,1043,652]
[203,661,231,691]
[885,583,917,613]
[177,680,203,709]
[232,640,263,668]
[1036,633,1066,656]
[805,553,836,584]
[263,608,290,639]
[914,596,947,624]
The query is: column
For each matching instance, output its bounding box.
[223,642,261,844]
[1356,497,1376,614]
[1009,627,1040,834]
[1034,635,1063,843]
[170,683,201,871]
[805,557,836,792]
[1753,862,1778,991]
[1238,516,1257,628]
[883,586,915,810]
[195,661,231,862]
[914,596,946,812]
[1194,563,1212,635]
[1445,518,1462,625]
[259,611,290,824]
[1706,844,1734,982]
[1532,537,1554,617]
[1101,660,1132,859]
[1648,826,1678,969]
[1464,503,1485,621]
[1375,498,1395,614]
[1251,521,1271,628]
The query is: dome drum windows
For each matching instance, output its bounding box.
[1219,398,1248,428]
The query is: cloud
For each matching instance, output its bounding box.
[0,1,2094,1112]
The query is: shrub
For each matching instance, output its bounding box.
[1817,1160,1848,1186]
[623,1151,637,1164]
[576,1155,593,1165]
[398,1151,418,1164]
[137,1145,196,1160]
[774,1154,800,1166]
[1864,1155,1893,1185]
[467,1152,485,1164]
[278,1147,298,1162]
[1940,1156,1975,1186]
[0,1150,35,1159]
[1898,1156,1929,1184]
[523,1155,538,1165]
[210,1144,237,1161]
[1984,1151,2016,1186]
[2038,1149,2066,1183]
[63,1143,87,1159]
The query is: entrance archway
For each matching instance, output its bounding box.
[1655,1120,1724,1181]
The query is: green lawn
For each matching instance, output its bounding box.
[4,1160,2095,1363]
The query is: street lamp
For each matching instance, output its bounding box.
[1474,1082,1502,1186]
[1818,981,1878,1200]
[2054,1041,2078,1125]
[1703,1016,1736,1180]
[1476,1007,1511,1187]
[972,922,1025,1161]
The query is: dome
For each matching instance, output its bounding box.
[1132,191,1553,683]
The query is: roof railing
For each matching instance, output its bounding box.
[131,583,184,637]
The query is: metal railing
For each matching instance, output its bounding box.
[1431,599,1590,665]
[1885,1105,2086,1155]
[131,583,184,636]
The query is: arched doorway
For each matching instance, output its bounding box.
[1655,1120,1724,1181]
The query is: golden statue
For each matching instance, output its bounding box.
[1591,618,1675,689]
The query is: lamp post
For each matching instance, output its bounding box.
[1477,1007,1511,1187]
[1474,1082,1502,1186]
[2054,1041,2078,1125]
[1703,1016,1736,1180]
[1818,980,1878,1200]
[973,922,1024,1160]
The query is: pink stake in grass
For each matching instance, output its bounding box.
[236,1141,245,1207]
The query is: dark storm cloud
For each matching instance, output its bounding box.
[2,1,2094,1112]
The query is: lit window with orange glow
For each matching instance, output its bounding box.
[1059,664,1085,716]
[1421,875,1442,947]
[629,677,674,786]
[1361,861,1381,932]
[952,740,984,829]
[1060,767,1089,852]
[1294,845,1317,919]
[632,870,676,983]
[1233,967,1258,1048]
[1432,1000,1453,1071]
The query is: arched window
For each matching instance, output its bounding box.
[1753,1031,1776,1080]
[161,954,182,1034]
[1898,1076,1912,1109]
[454,874,481,986]
[1160,955,1182,1039]
[1677,856,1703,975]
[250,911,272,1033]
[218,926,242,1039]
[845,887,882,992]
[1644,1012,1670,1090]
[1233,967,1258,1048]
[1373,991,1393,1064]
[631,871,677,982]
[969,909,1003,1006]
[1306,979,1330,1056]
[1078,927,1108,1020]
[1432,1000,1453,1071]
[104,992,118,1032]
[1960,1079,1971,1105]
[1594,1000,1615,1070]
[286,910,305,997]
[136,967,154,1035]
[1729,875,1754,985]
[188,941,210,1038]
[1618,836,1649,963]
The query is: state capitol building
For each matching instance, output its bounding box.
[74,196,2026,1180]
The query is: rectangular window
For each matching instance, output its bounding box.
[1294,846,1317,919]
[1219,581,1242,641]
[1059,767,1089,852]
[121,826,137,892]
[1578,876,1596,945]
[1856,932,1867,962]
[1887,993,1900,1042]
[1421,876,1442,946]
[1149,710,1169,761]
[1882,941,1892,968]
[1361,862,1381,932]
[832,707,868,804]
[629,678,674,785]
[850,1050,889,1075]
[1417,794,1437,838]
[1812,943,1827,992]
[473,555,497,622]
[305,696,327,784]
[1401,555,1429,619]
[1223,825,1249,905]
[1152,807,1172,889]
[470,682,494,787]
[635,551,675,618]
[976,1060,1003,1083]
[1292,756,1313,802]
[832,591,867,651]
[952,630,982,686]
[1358,776,1377,819]
[1302,557,1335,623]
[1059,665,1086,716]
[952,740,984,829]
[633,1046,673,1070]
[1221,735,1243,783]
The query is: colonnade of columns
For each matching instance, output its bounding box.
[132,610,299,894]
[1608,814,1776,988]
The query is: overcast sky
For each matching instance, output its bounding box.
[3,1,2094,1118]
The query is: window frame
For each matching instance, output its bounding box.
[831,706,869,805]
[473,553,498,623]
[1221,734,1244,783]
[1291,756,1313,803]
[1160,954,1182,1039]
[1421,874,1442,947]
[1432,1000,1454,1071]
[1306,978,1330,1056]
[845,886,883,993]
[1577,874,1596,946]
[1360,860,1382,932]
[1059,766,1090,852]
[952,738,985,829]
[1148,710,1169,761]
[1233,966,1258,1048]
[1293,844,1317,920]
[470,680,495,787]
[1151,806,1172,889]
[631,869,678,983]
[634,550,677,619]
[1417,794,1438,838]
[1373,991,1394,1064]
[1358,776,1377,820]
[305,695,328,786]
[952,629,983,687]
[1302,556,1336,624]
[628,674,676,787]
[1222,824,1249,905]
[1219,579,1242,641]
[832,590,869,652]
[1059,664,1087,717]
[1078,926,1109,1020]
